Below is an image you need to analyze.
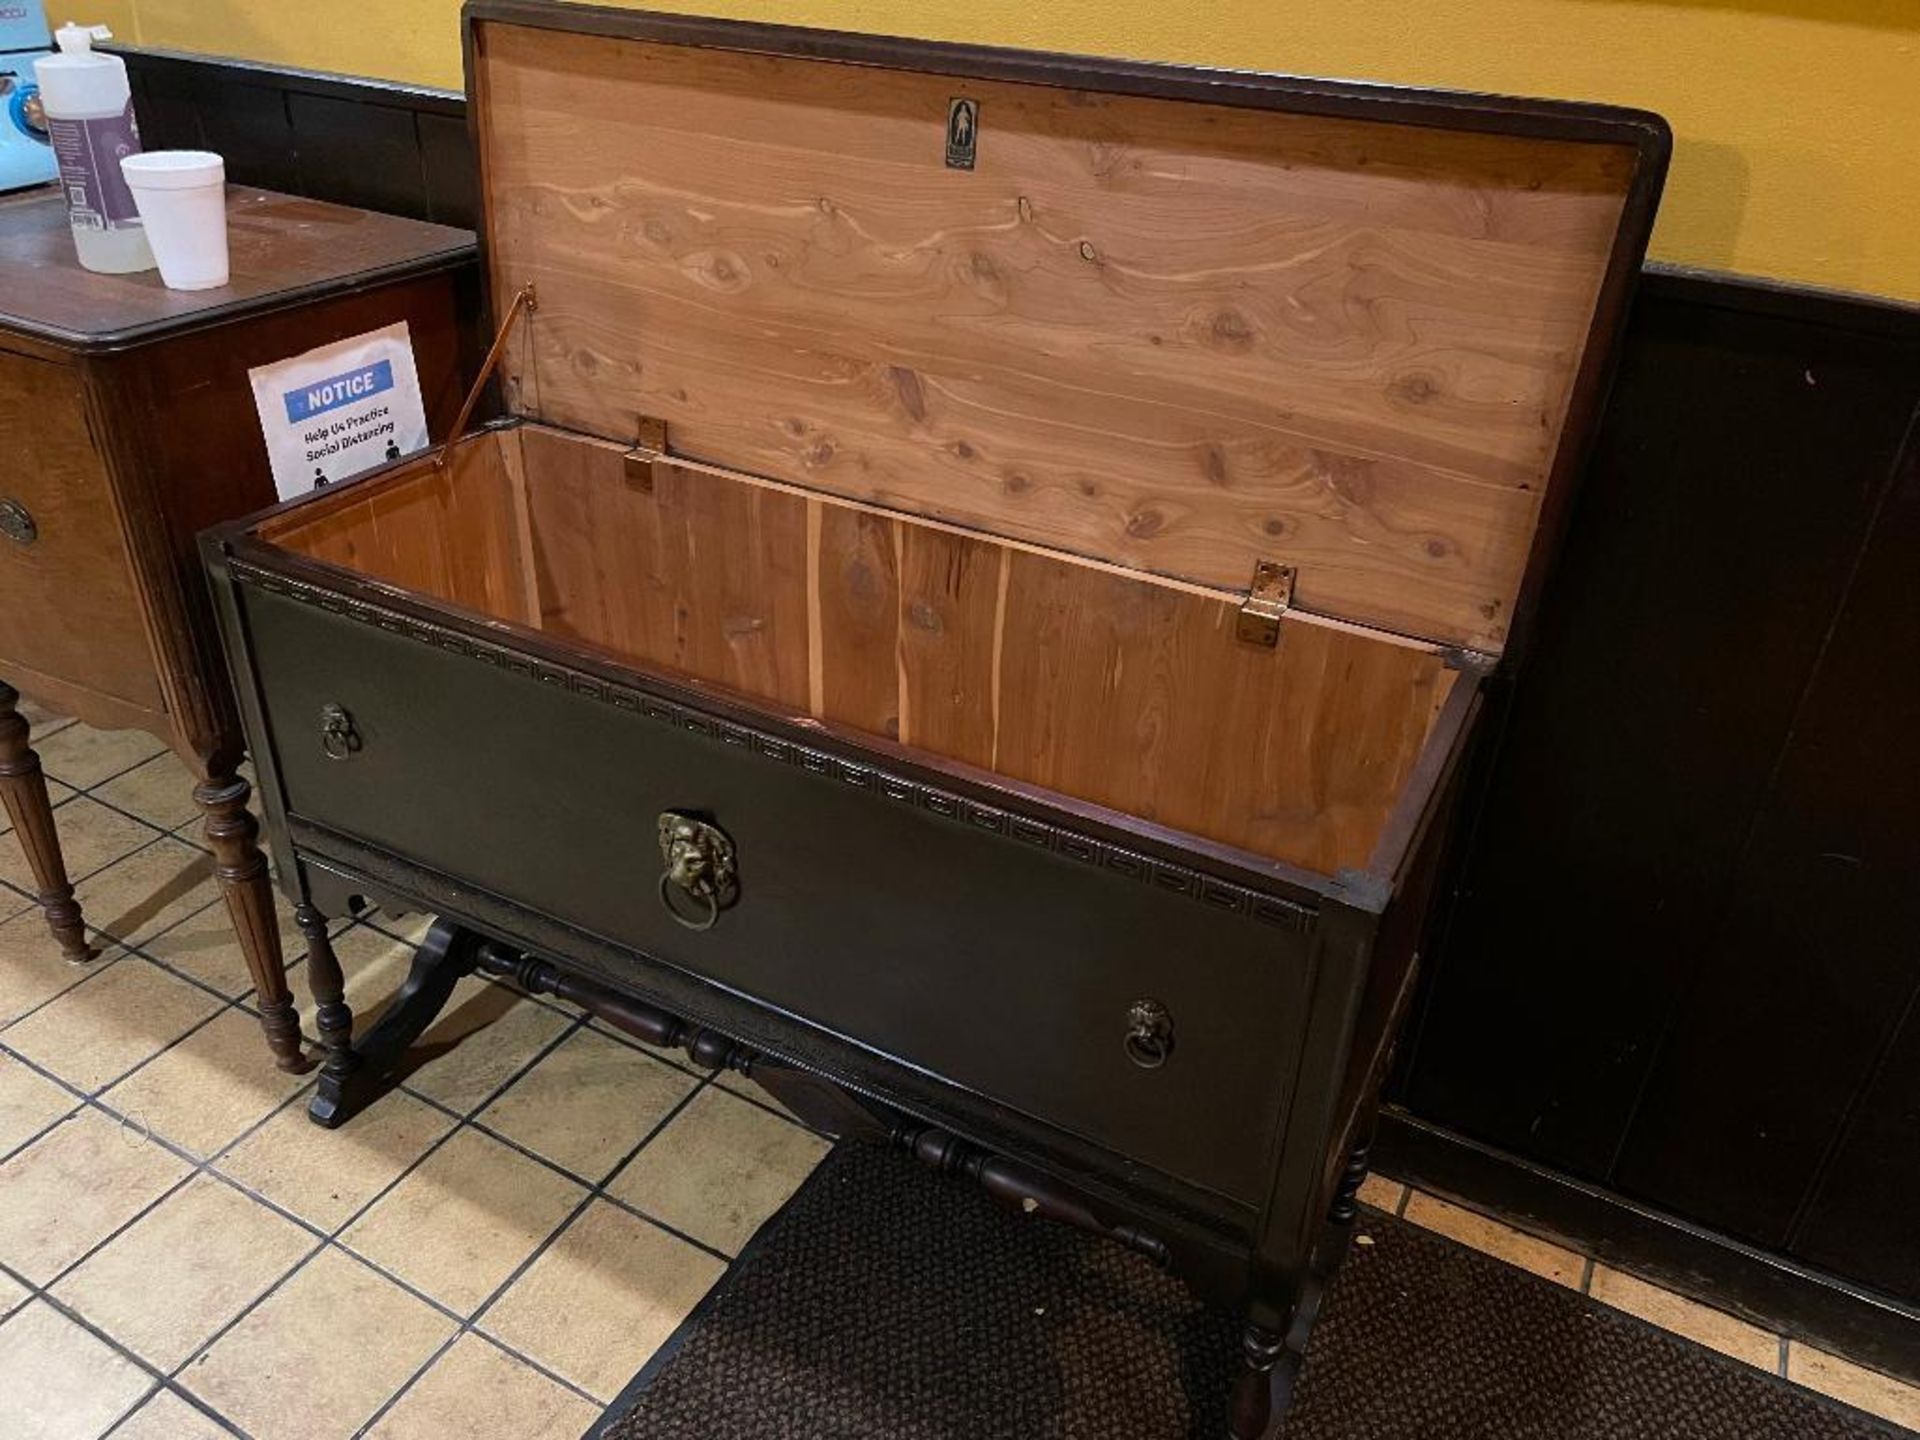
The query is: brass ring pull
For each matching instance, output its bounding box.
[0,498,36,546]
[657,873,721,931]
[319,703,362,761]
[1124,999,1174,1070]
[657,810,737,933]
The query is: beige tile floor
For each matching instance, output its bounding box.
[1,712,830,1440]
[1,711,1916,1438]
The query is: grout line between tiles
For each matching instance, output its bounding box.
[28,1164,204,1300]
[336,1238,604,1433]
[0,808,172,890]
[0,979,271,1161]
[123,922,312,1014]
[0,1040,365,1297]
[100,1376,253,1440]
[712,1069,838,1142]
[308,1017,596,1242]
[0,948,132,1037]
[349,1077,720,1436]
[161,1234,334,1421]
[58,782,193,852]
[88,991,253,1091]
[60,743,175,794]
[4,1011,739,1353]
[139,1035,593,1419]
[399,1072,738,1264]
[95,1381,168,1439]
[38,819,183,891]
[0,1255,262,1440]
[169,1013,714,1432]
[128,1005,607,1415]
[125,934,280,1011]
[1,748,758,1432]
[1387,1177,1900,1407]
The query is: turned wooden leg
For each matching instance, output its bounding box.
[0,683,95,963]
[1228,1322,1287,1440]
[310,916,479,1128]
[194,771,311,1074]
[1329,1139,1372,1226]
[297,902,355,1086]
[1227,1137,1377,1435]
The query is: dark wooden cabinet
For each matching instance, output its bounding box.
[201,5,1665,1430]
[0,186,472,1068]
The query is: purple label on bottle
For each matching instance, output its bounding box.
[47,100,143,231]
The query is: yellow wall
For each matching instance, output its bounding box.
[56,0,1920,303]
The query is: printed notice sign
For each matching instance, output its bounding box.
[248,323,429,500]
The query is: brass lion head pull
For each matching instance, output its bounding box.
[1124,999,1174,1070]
[656,811,738,932]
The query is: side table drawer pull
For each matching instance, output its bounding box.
[319,704,362,761]
[1124,999,1174,1069]
[657,810,738,932]
[0,498,36,546]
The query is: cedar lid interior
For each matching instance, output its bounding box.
[467,5,1663,653]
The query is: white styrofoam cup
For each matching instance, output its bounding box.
[119,150,229,291]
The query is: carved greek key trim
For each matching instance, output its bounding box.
[232,561,1316,932]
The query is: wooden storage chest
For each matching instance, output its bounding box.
[202,4,1667,1428]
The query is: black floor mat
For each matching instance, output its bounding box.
[599,1143,1911,1440]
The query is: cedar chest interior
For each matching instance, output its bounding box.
[258,425,1459,877]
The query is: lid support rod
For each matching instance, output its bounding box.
[435,283,537,471]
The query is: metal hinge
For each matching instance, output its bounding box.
[1235,560,1295,647]
[622,415,670,492]
[1439,646,1500,676]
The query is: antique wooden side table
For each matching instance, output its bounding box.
[0,185,473,1070]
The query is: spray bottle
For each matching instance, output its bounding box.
[34,23,153,273]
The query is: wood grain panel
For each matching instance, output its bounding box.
[896,523,1004,768]
[268,425,1452,874]
[517,426,815,712]
[992,554,1448,873]
[263,432,529,623]
[0,348,162,714]
[813,506,904,741]
[471,21,1636,650]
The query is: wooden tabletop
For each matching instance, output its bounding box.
[0,185,474,350]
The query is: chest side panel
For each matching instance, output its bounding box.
[241,579,1312,1205]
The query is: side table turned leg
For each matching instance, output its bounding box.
[0,682,95,963]
[194,770,312,1074]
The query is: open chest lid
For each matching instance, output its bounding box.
[463,1,1667,657]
